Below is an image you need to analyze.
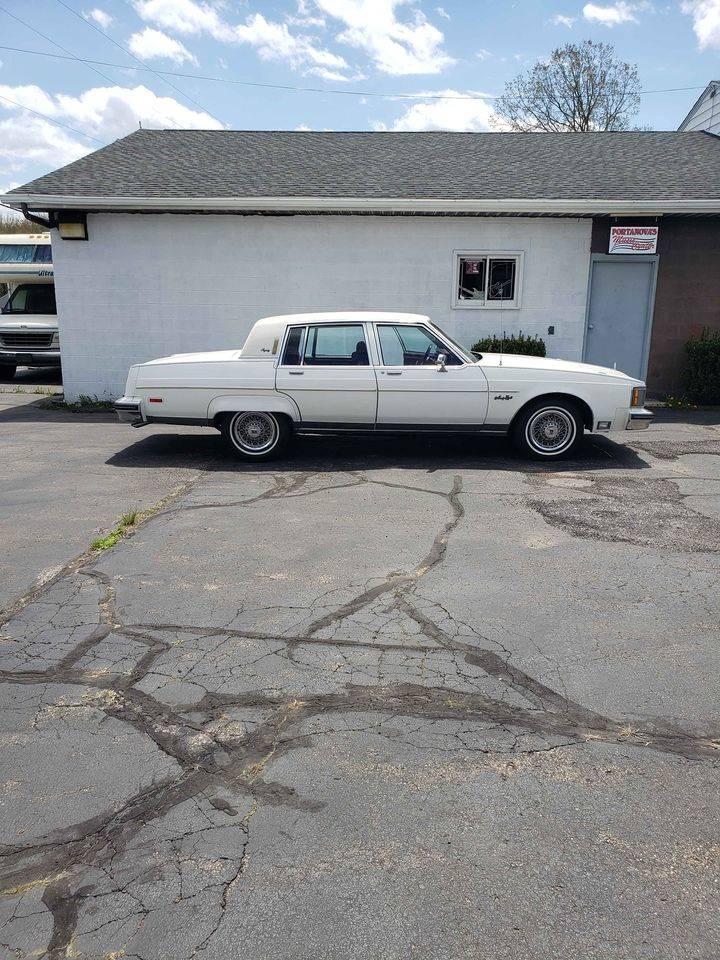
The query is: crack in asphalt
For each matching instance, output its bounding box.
[0,466,718,957]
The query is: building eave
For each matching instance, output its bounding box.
[677,81,720,131]
[3,195,720,216]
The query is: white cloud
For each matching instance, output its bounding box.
[132,0,229,37]
[476,47,492,59]
[85,7,113,29]
[0,116,86,175]
[315,0,454,74]
[0,83,222,184]
[582,2,641,25]
[134,0,350,78]
[552,13,576,26]
[133,0,453,76]
[377,90,500,131]
[128,27,198,63]
[234,13,349,78]
[436,6,450,19]
[681,0,720,47]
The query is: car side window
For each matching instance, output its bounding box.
[282,326,305,365]
[377,324,461,367]
[303,324,368,366]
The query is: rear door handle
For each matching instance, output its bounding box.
[386,371,402,376]
[288,370,304,375]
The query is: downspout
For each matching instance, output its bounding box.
[20,204,57,230]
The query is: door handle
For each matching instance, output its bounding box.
[588,324,595,330]
[386,371,403,376]
[288,370,304,375]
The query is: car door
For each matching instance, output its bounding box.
[275,321,378,426]
[373,323,489,427]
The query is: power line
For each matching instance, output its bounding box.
[0,2,117,85]
[53,0,224,126]
[0,91,103,144]
[0,43,707,102]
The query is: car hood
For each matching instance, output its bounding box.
[478,353,638,381]
[141,349,243,366]
[0,316,58,330]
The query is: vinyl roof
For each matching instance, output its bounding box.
[5,129,720,209]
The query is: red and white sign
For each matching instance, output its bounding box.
[609,225,658,255]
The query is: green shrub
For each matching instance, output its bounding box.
[471,331,546,357]
[685,330,720,404]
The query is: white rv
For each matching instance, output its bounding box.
[0,234,58,379]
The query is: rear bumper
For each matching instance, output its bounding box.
[626,408,654,431]
[0,349,60,367]
[114,397,143,424]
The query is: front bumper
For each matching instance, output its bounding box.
[0,349,61,367]
[626,408,654,431]
[114,397,143,424]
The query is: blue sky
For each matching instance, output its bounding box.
[0,0,718,193]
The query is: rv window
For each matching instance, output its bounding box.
[0,244,34,264]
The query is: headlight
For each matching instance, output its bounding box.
[631,386,646,408]
[51,332,60,346]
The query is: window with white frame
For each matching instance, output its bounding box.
[454,252,523,309]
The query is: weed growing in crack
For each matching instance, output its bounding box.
[91,511,140,551]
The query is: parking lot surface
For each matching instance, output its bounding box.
[1,402,719,959]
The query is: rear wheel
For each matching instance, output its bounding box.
[221,411,291,461]
[511,399,583,460]
[0,363,16,381]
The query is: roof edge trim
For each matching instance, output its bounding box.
[3,195,720,215]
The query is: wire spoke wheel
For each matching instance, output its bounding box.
[525,407,576,454]
[230,412,279,454]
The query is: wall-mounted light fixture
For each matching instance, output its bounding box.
[20,204,89,239]
[57,212,88,241]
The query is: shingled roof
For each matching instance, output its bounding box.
[5,129,720,213]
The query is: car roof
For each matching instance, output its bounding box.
[255,312,430,327]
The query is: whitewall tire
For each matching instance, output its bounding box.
[511,399,582,460]
[221,411,291,461]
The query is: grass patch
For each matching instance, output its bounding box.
[42,394,114,412]
[91,510,140,551]
[3,385,59,395]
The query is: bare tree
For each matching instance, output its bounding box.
[0,211,38,233]
[493,41,641,132]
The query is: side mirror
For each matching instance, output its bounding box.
[437,352,447,372]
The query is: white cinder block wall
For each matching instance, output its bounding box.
[52,213,592,400]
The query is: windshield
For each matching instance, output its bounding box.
[3,284,57,315]
[427,320,476,363]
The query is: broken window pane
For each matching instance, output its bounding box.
[458,258,486,300]
[487,259,516,301]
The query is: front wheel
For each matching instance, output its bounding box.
[511,399,583,460]
[220,411,291,461]
[0,363,17,381]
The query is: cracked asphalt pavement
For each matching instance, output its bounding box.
[1,398,719,959]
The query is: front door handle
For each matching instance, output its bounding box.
[288,370,304,375]
[386,371,403,376]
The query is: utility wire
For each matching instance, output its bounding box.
[0,3,117,85]
[0,91,103,143]
[53,0,224,126]
[0,43,708,102]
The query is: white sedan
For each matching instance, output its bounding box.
[114,312,652,461]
